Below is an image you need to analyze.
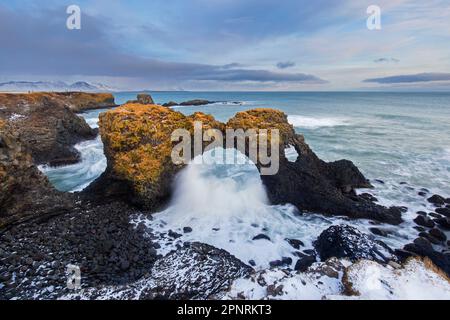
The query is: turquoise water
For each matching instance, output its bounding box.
[40,92,450,264]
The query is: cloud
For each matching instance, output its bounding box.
[374,58,400,63]
[364,73,450,84]
[276,61,296,69]
[0,5,325,85]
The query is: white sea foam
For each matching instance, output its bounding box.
[288,115,349,129]
[132,148,418,269]
[39,135,106,192]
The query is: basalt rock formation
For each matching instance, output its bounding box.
[0,120,72,228]
[162,99,213,107]
[88,103,403,224]
[125,93,155,105]
[0,92,115,166]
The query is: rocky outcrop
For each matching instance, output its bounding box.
[0,120,72,228]
[52,242,252,300]
[139,242,252,299]
[87,103,223,209]
[314,225,395,264]
[88,104,403,224]
[162,99,213,107]
[125,93,155,105]
[0,92,112,166]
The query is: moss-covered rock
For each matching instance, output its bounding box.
[90,103,222,209]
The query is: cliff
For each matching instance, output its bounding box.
[0,120,72,228]
[0,92,115,166]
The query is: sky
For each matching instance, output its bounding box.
[1,0,450,91]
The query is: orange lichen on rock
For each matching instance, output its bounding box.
[226,108,295,146]
[98,103,222,208]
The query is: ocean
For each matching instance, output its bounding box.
[40,92,450,268]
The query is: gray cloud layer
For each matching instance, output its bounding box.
[0,5,325,85]
[364,73,450,84]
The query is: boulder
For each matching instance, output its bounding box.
[140,242,252,299]
[314,225,393,264]
[0,92,104,166]
[294,255,316,272]
[428,195,446,206]
[414,215,435,228]
[434,217,450,230]
[0,120,72,228]
[402,237,450,277]
[436,207,450,218]
[126,93,155,105]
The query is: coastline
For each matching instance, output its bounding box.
[1,91,450,300]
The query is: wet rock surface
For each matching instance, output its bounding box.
[314,225,394,264]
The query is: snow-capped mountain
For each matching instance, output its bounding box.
[0,81,118,92]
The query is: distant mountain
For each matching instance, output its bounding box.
[0,81,118,92]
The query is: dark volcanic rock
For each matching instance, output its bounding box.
[162,101,178,107]
[139,242,252,300]
[0,201,157,300]
[183,227,193,233]
[429,228,447,242]
[414,215,435,228]
[369,227,389,237]
[402,237,450,277]
[314,225,393,264]
[435,207,450,218]
[360,193,378,202]
[0,92,102,166]
[0,121,72,228]
[162,99,213,107]
[179,99,213,106]
[419,232,441,245]
[252,234,271,241]
[285,238,304,250]
[434,217,450,230]
[294,255,316,272]
[428,195,446,206]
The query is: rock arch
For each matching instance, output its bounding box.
[86,103,402,225]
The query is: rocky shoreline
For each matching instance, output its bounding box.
[1,93,450,300]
